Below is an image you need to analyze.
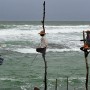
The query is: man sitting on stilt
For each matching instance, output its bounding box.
[36,30,48,59]
[80,30,90,57]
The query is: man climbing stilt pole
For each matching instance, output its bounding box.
[36,1,48,90]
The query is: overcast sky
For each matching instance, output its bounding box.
[0,0,90,21]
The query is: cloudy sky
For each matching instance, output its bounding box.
[0,0,90,21]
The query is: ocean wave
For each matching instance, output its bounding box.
[0,23,89,29]
[0,24,41,30]
[12,48,38,54]
[0,24,90,35]
[0,28,84,42]
[0,29,40,41]
[48,43,69,49]
[0,29,39,36]
[47,48,80,52]
[12,48,80,54]
[0,77,20,82]
[48,76,85,81]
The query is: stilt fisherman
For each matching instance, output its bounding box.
[36,30,48,59]
[80,30,90,57]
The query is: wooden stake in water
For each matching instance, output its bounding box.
[55,79,57,90]
[67,77,68,90]
[43,55,47,90]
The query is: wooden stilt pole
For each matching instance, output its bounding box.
[42,54,47,90]
[85,57,89,90]
[67,77,68,90]
[42,1,47,90]
[42,1,45,32]
[83,31,89,90]
[55,79,57,90]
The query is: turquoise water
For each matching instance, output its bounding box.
[0,21,90,90]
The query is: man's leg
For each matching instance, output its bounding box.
[42,47,46,60]
[80,47,89,58]
[85,50,89,58]
[80,47,84,51]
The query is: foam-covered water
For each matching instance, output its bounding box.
[0,21,90,53]
[0,21,90,90]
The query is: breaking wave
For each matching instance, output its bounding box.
[0,22,89,53]
[11,48,80,54]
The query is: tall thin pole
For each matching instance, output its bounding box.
[83,31,89,90]
[85,58,89,90]
[55,79,57,90]
[42,1,47,90]
[42,1,45,32]
[67,77,68,90]
[43,55,47,90]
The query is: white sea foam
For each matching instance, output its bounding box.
[69,76,86,81]
[48,76,86,81]
[13,48,38,54]
[12,48,80,54]
[0,24,88,51]
[47,48,80,52]
[0,29,40,41]
[45,25,90,33]
[0,77,19,81]
[0,24,89,41]
[0,25,89,36]
[0,29,38,36]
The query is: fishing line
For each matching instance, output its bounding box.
[30,43,41,67]
[30,53,38,67]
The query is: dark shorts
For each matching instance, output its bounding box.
[80,47,87,52]
[36,47,46,53]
